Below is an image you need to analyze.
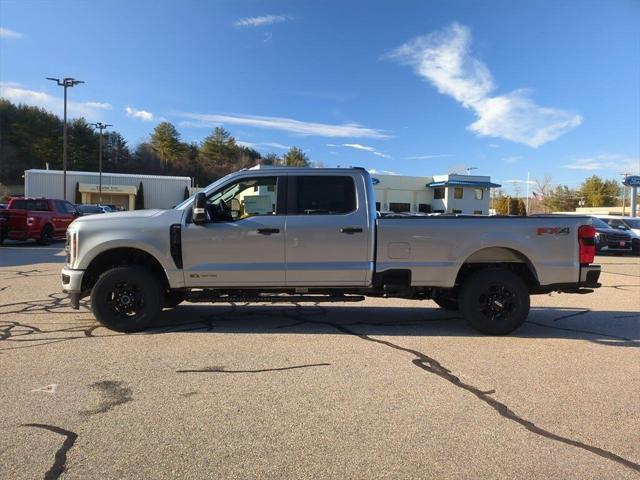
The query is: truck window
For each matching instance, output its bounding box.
[293,176,355,215]
[206,176,279,221]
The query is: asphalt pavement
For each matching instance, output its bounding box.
[0,241,638,479]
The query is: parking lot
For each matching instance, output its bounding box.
[0,242,638,479]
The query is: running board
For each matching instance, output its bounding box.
[185,293,366,304]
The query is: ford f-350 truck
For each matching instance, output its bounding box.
[61,167,601,335]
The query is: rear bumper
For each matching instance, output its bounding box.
[532,264,601,294]
[61,267,85,309]
[579,264,601,288]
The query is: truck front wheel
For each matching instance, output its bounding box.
[90,266,164,332]
[459,269,530,335]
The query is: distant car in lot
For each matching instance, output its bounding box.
[589,217,632,254]
[0,197,79,245]
[77,204,105,216]
[595,215,640,253]
[0,203,7,210]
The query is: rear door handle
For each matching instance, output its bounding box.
[257,228,280,235]
[340,227,363,234]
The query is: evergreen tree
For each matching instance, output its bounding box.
[135,182,145,209]
[74,182,81,204]
[579,175,620,207]
[150,122,183,169]
[282,146,310,167]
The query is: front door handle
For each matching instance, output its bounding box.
[340,227,363,234]
[257,228,280,235]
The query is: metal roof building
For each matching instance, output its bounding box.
[24,169,191,210]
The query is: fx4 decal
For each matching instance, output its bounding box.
[537,227,570,236]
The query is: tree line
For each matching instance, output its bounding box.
[0,99,310,187]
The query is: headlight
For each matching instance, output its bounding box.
[66,230,78,267]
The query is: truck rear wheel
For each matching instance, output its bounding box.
[459,269,530,335]
[90,266,164,332]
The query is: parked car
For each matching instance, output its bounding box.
[0,197,79,245]
[589,217,632,254]
[0,203,7,210]
[62,167,601,335]
[77,204,106,216]
[595,215,640,253]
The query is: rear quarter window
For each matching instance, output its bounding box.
[293,176,356,215]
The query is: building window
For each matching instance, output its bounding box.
[389,202,411,213]
[375,202,381,211]
[453,209,462,214]
[433,209,445,214]
[474,210,483,215]
[433,188,445,199]
[474,188,483,200]
[418,203,431,213]
[454,187,463,199]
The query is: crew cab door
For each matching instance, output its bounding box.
[181,175,286,287]
[285,174,372,286]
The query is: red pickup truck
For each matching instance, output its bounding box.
[0,198,79,245]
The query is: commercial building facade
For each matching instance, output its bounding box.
[372,173,500,215]
[24,169,191,210]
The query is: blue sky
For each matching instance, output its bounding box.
[1,0,639,193]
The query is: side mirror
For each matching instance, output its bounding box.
[193,192,207,225]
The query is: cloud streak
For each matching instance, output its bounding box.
[179,112,391,139]
[406,154,454,160]
[342,143,391,158]
[562,154,640,173]
[0,83,111,120]
[0,27,23,40]
[387,22,582,148]
[125,106,154,121]
[234,14,291,28]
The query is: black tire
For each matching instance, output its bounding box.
[37,224,53,245]
[164,291,186,309]
[432,292,459,311]
[90,266,164,332]
[459,269,530,335]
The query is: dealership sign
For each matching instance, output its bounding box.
[623,176,640,187]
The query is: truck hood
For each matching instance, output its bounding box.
[74,209,165,223]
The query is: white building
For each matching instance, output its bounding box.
[24,169,191,210]
[372,173,500,215]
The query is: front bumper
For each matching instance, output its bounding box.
[61,266,85,309]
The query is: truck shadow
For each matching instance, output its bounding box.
[151,303,639,347]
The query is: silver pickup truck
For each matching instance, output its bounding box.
[62,167,601,335]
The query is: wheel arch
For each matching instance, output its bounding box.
[455,246,539,290]
[81,247,170,293]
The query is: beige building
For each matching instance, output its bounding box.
[372,173,500,215]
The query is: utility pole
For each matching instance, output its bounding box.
[90,122,113,203]
[619,172,631,216]
[46,77,84,201]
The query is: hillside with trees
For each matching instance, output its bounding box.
[0,99,310,187]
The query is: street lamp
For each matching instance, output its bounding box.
[46,77,84,201]
[89,122,113,203]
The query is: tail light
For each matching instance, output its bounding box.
[578,225,596,265]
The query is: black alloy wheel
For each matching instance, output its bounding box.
[38,225,53,245]
[459,269,530,335]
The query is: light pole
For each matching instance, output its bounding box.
[619,172,631,215]
[90,122,113,203]
[46,77,84,201]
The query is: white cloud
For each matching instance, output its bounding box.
[0,27,23,40]
[234,14,291,28]
[178,112,391,139]
[368,168,399,175]
[562,154,640,173]
[0,83,111,119]
[342,143,391,159]
[238,141,289,150]
[488,143,500,148]
[125,106,154,121]
[387,22,582,148]
[406,154,454,160]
